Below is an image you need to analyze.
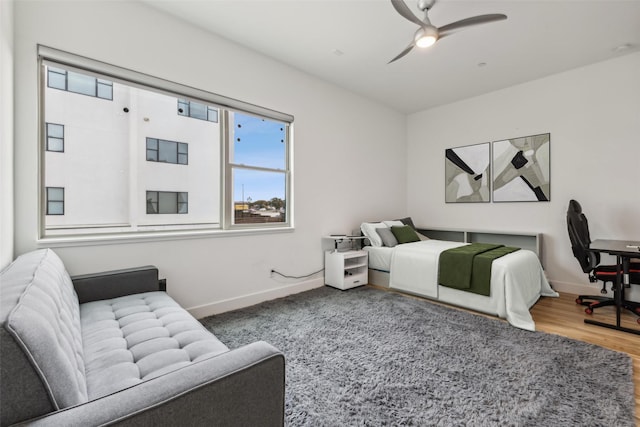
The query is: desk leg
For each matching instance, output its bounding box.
[616,255,623,327]
[584,255,640,335]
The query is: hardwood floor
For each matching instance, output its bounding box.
[369,284,640,425]
[530,292,640,427]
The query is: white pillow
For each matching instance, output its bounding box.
[383,220,404,228]
[360,222,387,247]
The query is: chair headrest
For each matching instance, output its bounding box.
[568,199,582,214]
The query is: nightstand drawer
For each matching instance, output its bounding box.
[343,272,366,288]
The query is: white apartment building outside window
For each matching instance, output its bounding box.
[39,46,293,239]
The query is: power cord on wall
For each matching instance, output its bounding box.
[270,268,324,279]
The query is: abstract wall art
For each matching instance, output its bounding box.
[492,133,550,202]
[445,142,490,203]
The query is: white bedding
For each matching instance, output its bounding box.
[365,240,558,331]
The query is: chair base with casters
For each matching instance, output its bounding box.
[575,263,640,322]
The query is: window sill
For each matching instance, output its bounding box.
[37,226,295,248]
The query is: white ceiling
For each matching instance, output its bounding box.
[142,0,640,114]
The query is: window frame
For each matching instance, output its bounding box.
[146,191,189,214]
[45,122,64,152]
[223,110,291,229]
[46,187,65,215]
[146,138,188,165]
[177,99,219,123]
[38,45,294,242]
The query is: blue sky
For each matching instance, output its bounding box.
[232,113,287,203]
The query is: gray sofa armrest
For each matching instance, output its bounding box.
[16,341,285,427]
[72,266,162,303]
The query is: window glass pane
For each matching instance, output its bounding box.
[207,108,219,123]
[233,169,285,224]
[47,123,64,138]
[158,192,177,214]
[146,191,158,214]
[48,138,64,152]
[48,201,64,215]
[177,99,189,116]
[231,113,286,170]
[189,102,207,120]
[67,71,96,96]
[97,81,113,100]
[177,143,188,164]
[146,149,158,161]
[178,192,188,214]
[48,187,64,201]
[47,69,66,90]
[158,140,177,163]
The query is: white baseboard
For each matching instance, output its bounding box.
[187,277,325,319]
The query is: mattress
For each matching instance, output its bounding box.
[363,246,393,271]
[364,240,557,331]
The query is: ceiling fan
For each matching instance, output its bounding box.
[389,0,507,63]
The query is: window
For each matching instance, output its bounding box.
[46,187,64,215]
[39,46,292,238]
[46,123,64,152]
[146,138,188,165]
[146,191,188,214]
[178,99,218,122]
[47,66,113,100]
[228,112,289,225]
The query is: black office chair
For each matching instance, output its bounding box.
[566,199,640,318]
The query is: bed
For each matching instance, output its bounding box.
[362,226,558,331]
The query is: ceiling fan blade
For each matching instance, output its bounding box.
[388,42,416,64]
[390,0,426,27]
[438,14,507,36]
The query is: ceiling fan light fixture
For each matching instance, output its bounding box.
[389,0,508,63]
[416,34,437,48]
[414,26,438,48]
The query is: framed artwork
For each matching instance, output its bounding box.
[445,142,490,203]
[492,133,550,202]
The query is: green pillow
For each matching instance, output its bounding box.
[391,225,420,244]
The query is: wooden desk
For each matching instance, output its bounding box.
[587,239,640,335]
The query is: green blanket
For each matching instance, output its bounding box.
[438,243,520,296]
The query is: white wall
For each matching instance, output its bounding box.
[13,1,407,314]
[407,52,640,299]
[0,0,14,268]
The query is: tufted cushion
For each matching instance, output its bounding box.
[1,249,87,412]
[81,292,229,400]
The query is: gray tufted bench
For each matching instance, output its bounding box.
[0,249,285,426]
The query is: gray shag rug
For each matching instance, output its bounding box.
[201,286,635,426]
